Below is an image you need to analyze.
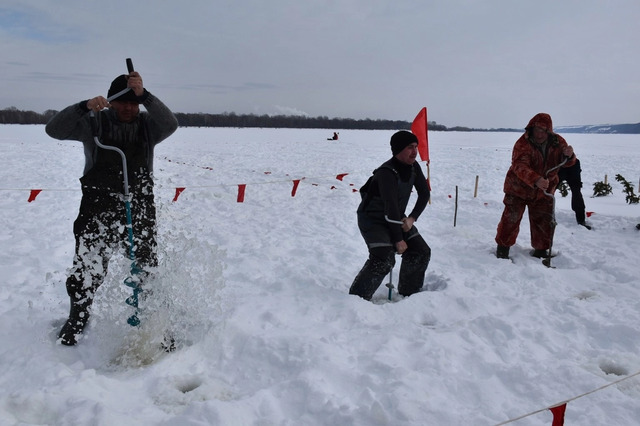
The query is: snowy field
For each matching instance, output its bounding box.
[1,124,639,425]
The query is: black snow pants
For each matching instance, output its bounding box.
[350,216,431,300]
[557,159,586,224]
[65,176,158,307]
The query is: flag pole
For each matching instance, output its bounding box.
[426,162,431,204]
[411,107,431,204]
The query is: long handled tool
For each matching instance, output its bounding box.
[541,189,558,268]
[385,266,394,301]
[541,157,569,268]
[89,58,143,326]
[383,215,405,301]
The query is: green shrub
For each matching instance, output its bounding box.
[615,174,640,204]
[592,181,612,197]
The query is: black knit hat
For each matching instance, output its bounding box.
[107,75,139,102]
[390,130,418,155]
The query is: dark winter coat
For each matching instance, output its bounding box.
[45,92,178,188]
[358,157,430,243]
[45,92,178,279]
[502,113,576,201]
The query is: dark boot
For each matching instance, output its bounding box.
[59,300,91,346]
[349,253,395,301]
[531,249,556,258]
[576,210,592,229]
[496,245,510,259]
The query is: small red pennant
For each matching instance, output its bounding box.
[173,187,185,202]
[291,179,300,197]
[237,184,246,203]
[28,189,42,203]
[550,404,566,426]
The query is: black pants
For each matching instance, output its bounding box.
[65,181,158,304]
[557,159,586,224]
[350,218,431,300]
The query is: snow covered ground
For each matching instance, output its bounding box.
[1,124,639,425]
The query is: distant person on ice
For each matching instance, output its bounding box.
[349,130,431,300]
[328,132,339,140]
[45,69,178,345]
[495,113,575,260]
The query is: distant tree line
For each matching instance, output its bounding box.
[173,111,452,131]
[0,106,521,132]
[0,106,449,130]
[0,107,58,124]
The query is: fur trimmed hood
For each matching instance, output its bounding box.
[525,113,553,133]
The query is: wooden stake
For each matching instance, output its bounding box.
[454,185,458,227]
[474,175,479,198]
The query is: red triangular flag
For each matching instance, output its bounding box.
[173,187,185,202]
[411,107,429,163]
[336,173,348,181]
[291,179,300,197]
[28,189,42,203]
[550,404,566,426]
[237,184,246,203]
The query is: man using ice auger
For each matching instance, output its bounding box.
[349,130,431,300]
[46,66,178,345]
[495,113,575,260]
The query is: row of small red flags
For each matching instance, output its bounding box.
[178,172,354,203]
[25,173,355,203]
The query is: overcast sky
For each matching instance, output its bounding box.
[2,0,639,129]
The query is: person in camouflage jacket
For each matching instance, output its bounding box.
[495,113,575,259]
